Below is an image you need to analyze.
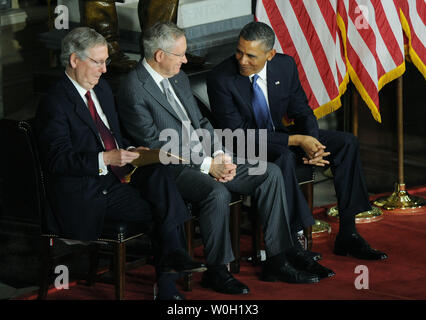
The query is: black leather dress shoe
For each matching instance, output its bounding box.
[156,292,186,300]
[161,250,207,273]
[201,269,250,294]
[261,261,320,283]
[305,250,322,261]
[286,248,335,279]
[334,233,388,260]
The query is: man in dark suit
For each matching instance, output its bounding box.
[207,21,387,261]
[35,27,206,300]
[117,22,337,295]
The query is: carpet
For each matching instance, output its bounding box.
[14,186,426,301]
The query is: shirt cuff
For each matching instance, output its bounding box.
[98,152,108,175]
[200,156,212,175]
[213,150,225,158]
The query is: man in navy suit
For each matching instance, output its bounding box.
[35,27,205,300]
[207,22,387,261]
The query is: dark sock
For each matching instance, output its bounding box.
[156,273,180,299]
[338,214,357,238]
[206,264,228,274]
[267,252,287,268]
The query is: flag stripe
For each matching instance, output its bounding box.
[349,0,386,79]
[418,0,426,27]
[316,0,338,42]
[378,0,405,64]
[304,0,343,92]
[409,0,426,49]
[346,12,379,90]
[262,0,320,108]
[289,0,337,101]
[365,0,399,73]
[335,32,347,84]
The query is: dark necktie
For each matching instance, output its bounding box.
[161,78,190,123]
[160,79,204,155]
[251,74,274,131]
[85,91,129,183]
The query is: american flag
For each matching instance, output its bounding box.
[400,0,426,78]
[256,0,425,122]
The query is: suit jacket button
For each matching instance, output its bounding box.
[102,189,108,195]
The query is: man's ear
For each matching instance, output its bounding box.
[69,53,78,68]
[154,49,163,63]
[267,48,276,61]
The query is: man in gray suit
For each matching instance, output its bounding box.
[117,22,334,295]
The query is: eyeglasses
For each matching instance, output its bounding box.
[162,49,186,58]
[87,56,111,67]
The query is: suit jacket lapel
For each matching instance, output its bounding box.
[170,74,201,128]
[62,76,103,146]
[94,84,123,148]
[266,60,282,128]
[234,74,255,120]
[136,63,184,123]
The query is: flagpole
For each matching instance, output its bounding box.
[373,76,426,214]
[397,76,404,184]
[351,84,359,137]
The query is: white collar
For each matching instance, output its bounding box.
[65,71,94,98]
[250,61,268,82]
[142,58,168,88]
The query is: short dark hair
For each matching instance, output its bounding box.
[239,21,275,51]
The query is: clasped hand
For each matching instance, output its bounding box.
[209,153,237,182]
[290,135,330,167]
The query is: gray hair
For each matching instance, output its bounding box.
[239,21,275,51]
[142,22,185,59]
[60,27,107,68]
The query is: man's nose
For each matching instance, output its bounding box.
[238,54,248,65]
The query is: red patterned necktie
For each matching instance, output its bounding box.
[85,91,129,183]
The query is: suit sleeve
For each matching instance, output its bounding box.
[116,78,169,151]
[285,58,319,139]
[35,94,99,177]
[207,71,248,131]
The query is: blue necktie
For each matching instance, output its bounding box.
[251,74,273,131]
